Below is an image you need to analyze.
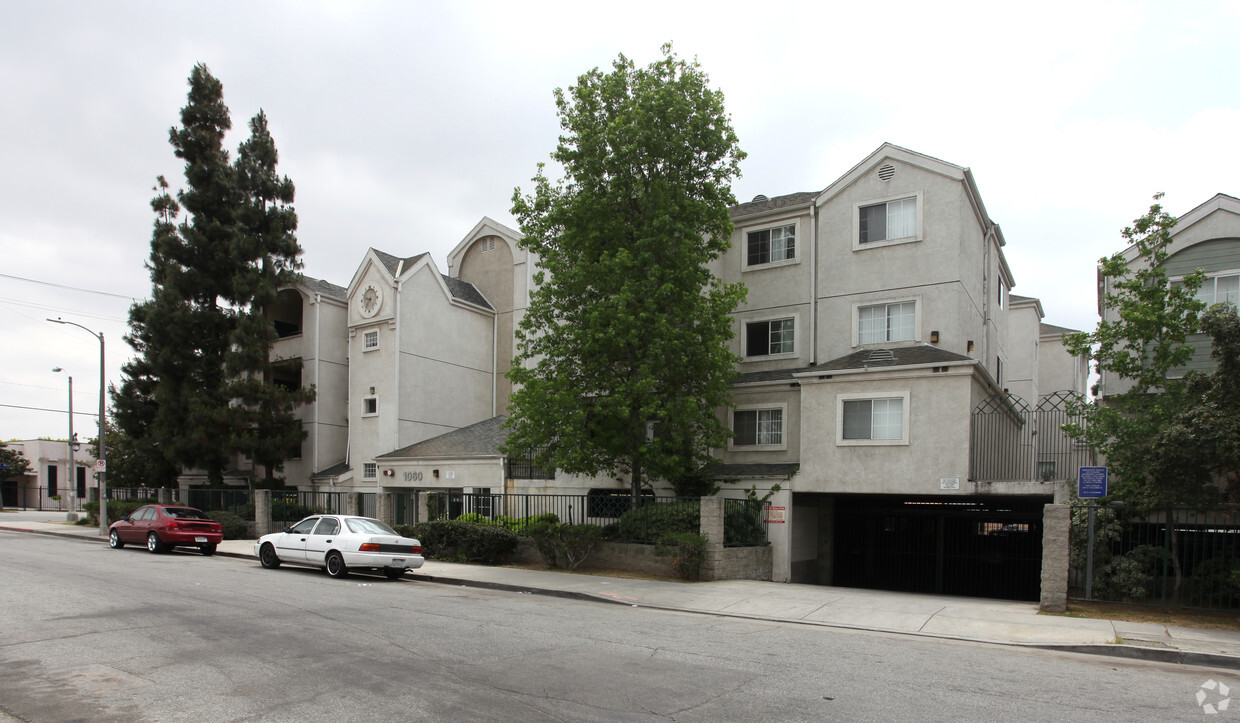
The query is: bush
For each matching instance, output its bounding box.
[724,504,766,546]
[207,510,249,540]
[616,499,699,543]
[82,498,157,526]
[402,520,517,564]
[526,521,604,569]
[656,532,707,581]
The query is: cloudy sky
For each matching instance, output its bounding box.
[2,0,1237,443]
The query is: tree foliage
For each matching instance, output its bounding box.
[1064,194,1209,510]
[504,45,746,498]
[0,443,32,484]
[114,65,311,488]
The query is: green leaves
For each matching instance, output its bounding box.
[506,46,745,496]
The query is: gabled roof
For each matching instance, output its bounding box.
[813,345,974,372]
[310,461,351,479]
[378,416,508,459]
[371,249,429,278]
[1040,322,1080,337]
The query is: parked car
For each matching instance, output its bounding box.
[254,515,424,580]
[108,504,224,555]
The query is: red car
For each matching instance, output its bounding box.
[108,504,224,555]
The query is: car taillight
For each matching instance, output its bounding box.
[359,543,380,552]
[412,545,422,555]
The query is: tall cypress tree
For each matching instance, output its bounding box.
[226,111,314,487]
[116,65,310,488]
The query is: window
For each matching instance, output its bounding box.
[998,278,1007,310]
[312,517,340,535]
[746,318,795,357]
[859,197,916,244]
[1197,274,1240,307]
[838,392,910,445]
[1037,461,1057,481]
[733,408,783,447]
[76,467,86,498]
[746,224,796,266]
[47,465,57,497]
[996,356,1003,386]
[858,302,915,344]
[363,397,378,416]
[363,462,377,479]
[290,517,318,534]
[363,330,379,350]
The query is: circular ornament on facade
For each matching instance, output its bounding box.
[359,284,383,318]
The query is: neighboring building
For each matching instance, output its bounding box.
[1096,193,1240,400]
[1,439,97,511]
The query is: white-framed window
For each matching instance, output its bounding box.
[853,192,923,249]
[1196,273,1240,307]
[837,391,910,446]
[363,462,377,479]
[363,330,379,351]
[745,223,796,268]
[362,397,378,416]
[745,317,795,357]
[857,301,917,345]
[730,405,787,450]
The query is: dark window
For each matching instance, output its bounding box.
[746,225,795,266]
[312,517,340,535]
[76,467,86,498]
[859,198,916,244]
[47,466,57,497]
[734,409,783,446]
[746,319,794,356]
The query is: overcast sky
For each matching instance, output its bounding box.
[3,0,1237,443]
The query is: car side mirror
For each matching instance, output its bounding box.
[284,527,293,534]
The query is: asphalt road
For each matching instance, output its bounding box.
[0,531,1232,721]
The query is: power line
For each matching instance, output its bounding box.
[0,402,99,418]
[0,273,139,301]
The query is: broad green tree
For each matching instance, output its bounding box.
[505,45,747,499]
[116,65,309,487]
[1064,194,1208,511]
[0,443,32,486]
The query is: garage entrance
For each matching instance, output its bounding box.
[813,494,1049,601]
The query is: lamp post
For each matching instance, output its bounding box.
[51,367,78,520]
[48,318,107,535]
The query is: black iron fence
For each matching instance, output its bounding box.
[420,492,768,546]
[971,390,1094,482]
[2,486,88,511]
[1070,503,1240,610]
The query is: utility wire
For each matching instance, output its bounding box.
[0,273,139,301]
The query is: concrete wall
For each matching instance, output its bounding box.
[1039,503,1070,612]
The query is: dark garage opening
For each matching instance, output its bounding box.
[831,494,1050,601]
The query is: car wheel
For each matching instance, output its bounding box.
[325,551,349,578]
[108,530,124,549]
[200,544,217,556]
[147,532,163,554]
[383,568,404,581]
[259,543,281,569]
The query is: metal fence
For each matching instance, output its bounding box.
[418,492,768,546]
[970,390,1094,482]
[2,486,90,511]
[270,490,347,529]
[1070,503,1240,610]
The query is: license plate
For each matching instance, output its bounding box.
[389,559,405,566]
[194,536,208,543]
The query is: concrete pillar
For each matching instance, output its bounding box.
[345,490,358,516]
[415,490,428,525]
[377,492,394,525]
[158,487,173,505]
[699,496,725,581]
[1040,503,1071,612]
[255,490,273,537]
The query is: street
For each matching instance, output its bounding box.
[0,530,1231,721]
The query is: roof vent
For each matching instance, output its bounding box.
[878,164,896,181]
[751,194,769,203]
[865,349,897,367]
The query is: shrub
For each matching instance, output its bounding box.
[527,519,562,567]
[616,499,699,543]
[403,520,517,564]
[208,510,249,540]
[724,503,766,546]
[526,521,603,569]
[656,532,707,581]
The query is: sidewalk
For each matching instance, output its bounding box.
[6,514,1240,670]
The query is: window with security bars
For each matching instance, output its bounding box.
[842,398,903,440]
[858,302,915,344]
[859,197,916,244]
[747,225,796,266]
[733,408,783,446]
[746,318,794,356]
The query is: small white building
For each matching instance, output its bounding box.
[1,439,97,511]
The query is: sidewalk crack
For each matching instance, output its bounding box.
[917,606,946,632]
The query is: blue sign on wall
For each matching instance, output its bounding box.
[1078,466,1108,499]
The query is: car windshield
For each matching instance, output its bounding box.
[345,518,398,535]
[163,507,209,519]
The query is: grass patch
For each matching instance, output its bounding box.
[1046,600,1240,631]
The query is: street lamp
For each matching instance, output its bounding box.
[47,318,107,536]
[51,367,79,521]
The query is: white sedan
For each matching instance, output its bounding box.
[254,515,424,580]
